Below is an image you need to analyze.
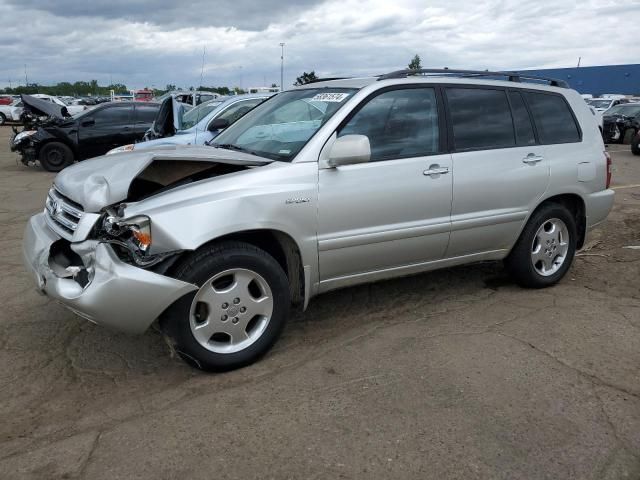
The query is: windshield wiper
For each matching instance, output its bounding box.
[213,143,261,156]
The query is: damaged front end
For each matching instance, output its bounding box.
[11,94,69,165]
[23,147,270,333]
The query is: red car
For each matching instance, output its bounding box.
[134,89,154,102]
[0,96,14,105]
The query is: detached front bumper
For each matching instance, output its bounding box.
[23,213,197,334]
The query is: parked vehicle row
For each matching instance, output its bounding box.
[22,69,614,371]
[601,103,640,144]
[10,95,160,171]
[107,93,271,154]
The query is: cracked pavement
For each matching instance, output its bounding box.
[0,126,638,479]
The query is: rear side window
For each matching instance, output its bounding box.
[446,88,515,150]
[523,92,581,144]
[339,87,440,161]
[508,91,536,146]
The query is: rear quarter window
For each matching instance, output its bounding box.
[523,92,581,144]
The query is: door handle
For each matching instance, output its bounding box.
[423,165,450,176]
[523,153,543,165]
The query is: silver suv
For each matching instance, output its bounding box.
[23,69,615,371]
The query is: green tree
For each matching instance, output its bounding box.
[408,54,422,70]
[294,71,319,86]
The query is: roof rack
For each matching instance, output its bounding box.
[377,69,569,88]
[304,77,351,84]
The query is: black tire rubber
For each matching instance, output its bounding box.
[504,203,577,289]
[622,128,635,145]
[38,142,74,172]
[0,113,6,126]
[631,134,640,156]
[160,241,290,372]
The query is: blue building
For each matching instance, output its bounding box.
[514,64,640,96]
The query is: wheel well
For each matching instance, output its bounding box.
[535,194,586,248]
[202,230,305,307]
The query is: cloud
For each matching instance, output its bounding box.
[0,0,638,90]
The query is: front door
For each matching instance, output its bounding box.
[317,86,452,288]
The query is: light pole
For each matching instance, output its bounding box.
[279,42,285,91]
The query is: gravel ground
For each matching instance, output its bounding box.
[0,125,638,479]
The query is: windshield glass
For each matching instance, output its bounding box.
[587,99,612,109]
[212,88,357,161]
[605,105,640,117]
[181,100,223,129]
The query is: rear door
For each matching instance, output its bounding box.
[317,86,452,286]
[77,104,133,158]
[445,86,549,257]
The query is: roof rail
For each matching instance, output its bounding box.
[377,69,569,88]
[303,77,351,85]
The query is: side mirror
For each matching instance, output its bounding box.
[208,118,230,131]
[81,117,95,127]
[327,134,371,167]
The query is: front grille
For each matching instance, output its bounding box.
[44,187,84,240]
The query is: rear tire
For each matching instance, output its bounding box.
[161,241,290,372]
[631,133,640,156]
[622,128,635,145]
[0,113,6,126]
[39,142,74,172]
[504,203,577,288]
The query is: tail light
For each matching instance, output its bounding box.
[605,151,612,189]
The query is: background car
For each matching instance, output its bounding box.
[154,90,223,107]
[107,94,271,154]
[602,103,640,144]
[11,98,159,171]
[0,98,23,125]
[587,97,629,112]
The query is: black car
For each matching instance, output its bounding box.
[602,103,640,144]
[10,95,160,171]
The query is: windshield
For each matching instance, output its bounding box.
[180,100,223,130]
[211,88,357,161]
[587,99,612,109]
[605,105,640,117]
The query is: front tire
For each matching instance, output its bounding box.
[504,203,577,288]
[39,142,74,172]
[0,113,6,126]
[161,241,290,371]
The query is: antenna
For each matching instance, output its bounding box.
[194,46,206,146]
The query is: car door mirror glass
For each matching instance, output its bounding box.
[328,134,371,167]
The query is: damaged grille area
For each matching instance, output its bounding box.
[44,187,84,240]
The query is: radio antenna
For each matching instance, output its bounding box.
[194,46,206,146]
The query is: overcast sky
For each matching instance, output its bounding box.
[1,0,638,90]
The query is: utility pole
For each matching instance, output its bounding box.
[577,57,581,68]
[24,64,28,87]
[280,42,285,91]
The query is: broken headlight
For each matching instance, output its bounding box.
[103,214,152,253]
[13,130,37,145]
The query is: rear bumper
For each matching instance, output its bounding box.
[585,189,615,230]
[23,213,197,334]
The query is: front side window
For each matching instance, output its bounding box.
[339,88,440,161]
[180,100,224,130]
[216,98,265,125]
[135,104,159,123]
[212,88,356,161]
[446,88,515,151]
[524,92,580,144]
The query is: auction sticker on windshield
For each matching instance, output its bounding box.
[311,92,350,102]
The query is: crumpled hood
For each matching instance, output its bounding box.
[21,94,70,119]
[54,145,271,212]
